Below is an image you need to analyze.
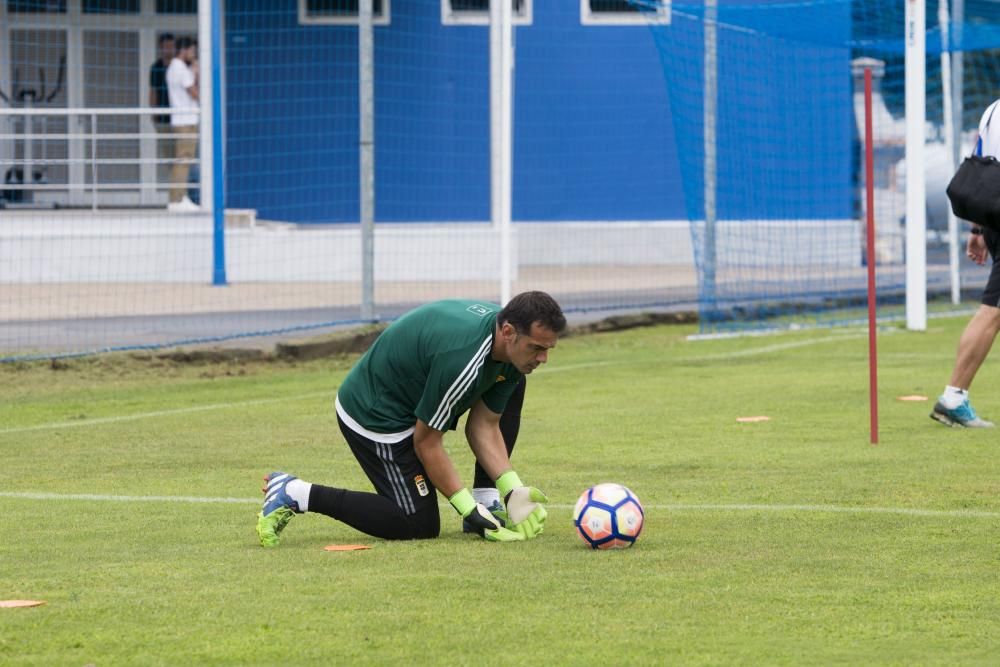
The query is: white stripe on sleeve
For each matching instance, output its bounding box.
[427,335,492,430]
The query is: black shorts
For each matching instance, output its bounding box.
[335,376,528,517]
[983,229,1000,307]
[336,417,437,517]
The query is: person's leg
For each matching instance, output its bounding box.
[256,416,440,546]
[154,123,172,196]
[187,163,200,205]
[169,126,197,203]
[307,420,440,540]
[498,376,525,455]
[931,259,1000,427]
[308,486,439,541]
[469,377,526,512]
[947,304,1000,390]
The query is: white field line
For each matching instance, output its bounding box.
[538,329,884,375]
[2,328,897,433]
[0,491,258,504]
[635,502,1000,519]
[535,360,615,374]
[0,390,334,435]
[2,491,997,519]
[681,330,897,363]
[686,311,969,341]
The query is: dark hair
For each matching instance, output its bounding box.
[159,33,175,45]
[497,291,566,335]
[176,36,197,51]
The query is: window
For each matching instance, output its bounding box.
[8,29,69,188]
[7,0,67,12]
[299,0,390,26]
[442,0,531,26]
[581,0,670,26]
[156,0,197,14]
[83,0,140,13]
[83,30,140,187]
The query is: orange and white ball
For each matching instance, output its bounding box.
[572,483,644,549]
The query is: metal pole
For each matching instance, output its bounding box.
[359,0,375,320]
[199,0,213,212]
[210,0,227,286]
[500,0,513,306]
[91,111,97,211]
[489,0,501,235]
[952,0,965,162]
[865,68,879,445]
[939,0,960,304]
[905,0,927,331]
[23,96,33,205]
[491,0,514,306]
[703,0,718,309]
[952,0,966,299]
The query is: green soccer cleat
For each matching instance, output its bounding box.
[256,472,301,547]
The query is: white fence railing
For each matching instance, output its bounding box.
[0,107,200,210]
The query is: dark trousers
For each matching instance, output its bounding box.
[310,377,527,540]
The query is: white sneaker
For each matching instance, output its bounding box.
[167,196,200,213]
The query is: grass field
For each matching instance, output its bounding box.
[3,316,1000,665]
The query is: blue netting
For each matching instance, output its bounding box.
[636,0,1000,332]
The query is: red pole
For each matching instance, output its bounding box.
[864,67,878,445]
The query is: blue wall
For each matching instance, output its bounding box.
[224,0,852,224]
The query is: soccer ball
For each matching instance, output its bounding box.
[572,483,644,549]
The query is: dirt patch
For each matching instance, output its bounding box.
[3,310,697,373]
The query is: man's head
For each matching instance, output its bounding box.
[495,291,567,374]
[175,37,197,64]
[158,33,175,61]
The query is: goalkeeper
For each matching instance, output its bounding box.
[256,291,566,545]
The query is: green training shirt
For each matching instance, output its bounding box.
[336,300,524,440]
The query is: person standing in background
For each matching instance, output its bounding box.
[166,36,199,212]
[149,33,174,194]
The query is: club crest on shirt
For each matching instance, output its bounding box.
[414,474,430,496]
[466,304,493,317]
[495,375,505,382]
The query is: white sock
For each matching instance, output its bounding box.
[285,479,312,513]
[472,487,500,507]
[941,385,968,409]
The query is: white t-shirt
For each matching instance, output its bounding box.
[166,58,198,127]
[976,99,1000,159]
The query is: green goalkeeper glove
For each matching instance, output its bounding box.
[496,471,549,539]
[449,488,524,542]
